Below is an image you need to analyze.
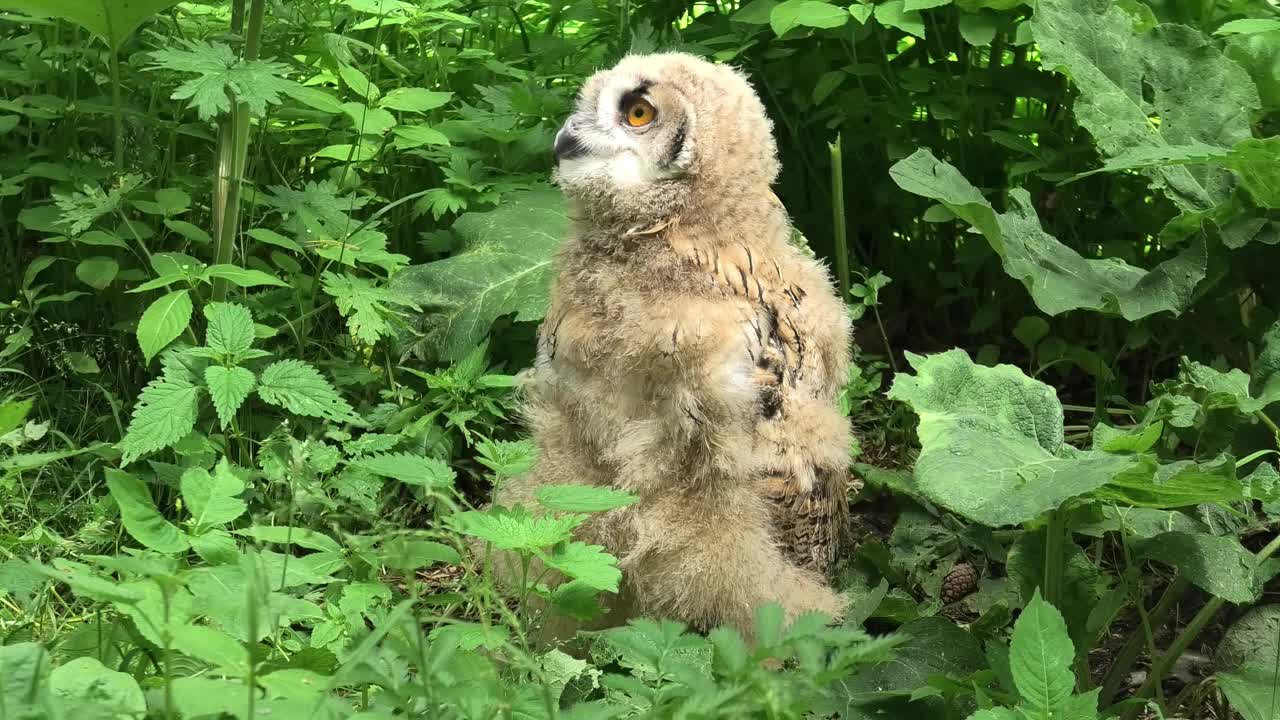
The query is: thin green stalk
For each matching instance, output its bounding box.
[1095,571,1188,707]
[109,50,124,172]
[829,134,850,302]
[1121,533,1280,719]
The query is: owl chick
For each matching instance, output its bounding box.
[490,52,853,641]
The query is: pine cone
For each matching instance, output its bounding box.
[941,562,979,605]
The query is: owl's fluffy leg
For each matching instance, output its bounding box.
[622,492,847,641]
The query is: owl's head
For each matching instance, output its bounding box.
[553,53,780,228]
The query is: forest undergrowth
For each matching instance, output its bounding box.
[1,0,1280,718]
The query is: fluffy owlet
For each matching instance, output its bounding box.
[491,52,853,640]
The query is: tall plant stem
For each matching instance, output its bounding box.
[829,134,850,301]
[1120,532,1280,719]
[109,49,124,173]
[1042,508,1066,609]
[211,0,264,302]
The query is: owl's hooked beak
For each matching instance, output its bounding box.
[553,122,587,164]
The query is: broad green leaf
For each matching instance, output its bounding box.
[874,1,925,37]
[49,657,146,716]
[105,469,189,553]
[75,256,117,289]
[536,485,640,513]
[770,0,849,36]
[247,228,304,253]
[378,87,452,112]
[118,373,200,464]
[338,64,380,101]
[1031,0,1259,212]
[890,150,1205,320]
[392,125,450,149]
[1009,590,1075,715]
[1092,456,1246,508]
[538,541,622,592]
[378,538,459,570]
[205,366,254,428]
[1217,605,1280,673]
[171,677,251,720]
[204,302,256,358]
[165,219,212,244]
[354,452,455,488]
[1255,320,1280,404]
[1218,661,1280,720]
[171,625,251,675]
[888,349,1140,525]
[0,643,50,711]
[904,0,950,9]
[1224,137,1280,208]
[0,0,183,51]
[233,526,343,555]
[148,40,299,120]
[256,359,361,424]
[137,289,193,363]
[189,528,238,564]
[1174,357,1280,413]
[340,102,396,136]
[181,461,247,529]
[1135,531,1261,603]
[0,398,32,437]
[1225,30,1280,109]
[312,142,380,162]
[390,186,566,360]
[320,271,420,345]
[829,616,986,704]
[429,622,510,651]
[203,264,289,288]
[447,505,584,551]
[958,10,998,45]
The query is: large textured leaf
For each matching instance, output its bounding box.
[538,541,622,592]
[49,657,146,716]
[353,452,455,488]
[1135,531,1262,604]
[137,289,193,363]
[1031,0,1260,212]
[888,349,1141,526]
[118,371,200,464]
[205,365,255,428]
[1010,590,1076,717]
[891,149,1205,320]
[0,0,182,51]
[203,302,255,358]
[1218,662,1280,720]
[105,469,189,553]
[321,271,420,345]
[148,41,298,120]
[391,186,566,360]
[256,359,360,424]
[181,461,247,530]
[447,505,584,551]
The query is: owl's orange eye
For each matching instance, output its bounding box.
[623,98,656,127]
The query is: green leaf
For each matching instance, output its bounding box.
[1218,605,1280,673]
[312,142,380,162]
[1215,18,1280,36]
[256,359,360,424]
[338,63,380,101]
[234,526,343,554]
[378,538,460,570]
[148,40,299,120]
[105,469,189,553]
[392,124,451,150]
[890,149,1205,321]
[770,0,849,36]
[0,0,183,51]
[118,372,201,465]
[874,1,925,37]
[49,657,146,716]
[353,452,455,488]
[321,271,420,345]
[203,302,256,359]
[204,264,289,288]
[447,505,584,552]
[1218,661,1280,720]
[171,624,251,675]
[181,460,247,529]
[75,256,117,289]
[1135,531,1261,604]
[1223,137,1280,209]
[189,528,239,564]
[378,87,452,112]
[834,616,986,703]
[539,541,622,592]
[904,0,950,9]
[137,289,193,363]
[888,349,1141,526]
[957,10,998,45]
[535,485,640,513]
[247,228,304,253]
[1009,590,1076,715]
[0,398,32,437]
[1030,0,1259,212]
[171,677,251,720]
[0,643,50,711]
[203,363,253,425]
[390,186,566,360]
[165,219,212,244]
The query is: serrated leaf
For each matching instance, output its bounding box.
[105,469,189,553]
[1135,531,1261,603]
[888,349,1141,526]
[203,302,256,358]
[539,541,622,592]
[390,186,566,360]
[204,264,289,288]
[890,149,1205,321]
[1009,590,1075,716]
[118,373,200,464]
[148,40,299,120]
[1031,0,1259,212]
[75,256,117,289]
[204,365,254,428]
[447,505,584,551]
[379,87,452,112]
[320,271,420,345]
[256,359,360,423]
[181,460,247,529]
[535,485,640,513]
[137,289,193,363]
[353,452,455,488]
[0,0,183,51]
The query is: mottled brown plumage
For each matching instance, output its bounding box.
[486,52,854,642]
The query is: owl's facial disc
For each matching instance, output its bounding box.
[552,79,694,193]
